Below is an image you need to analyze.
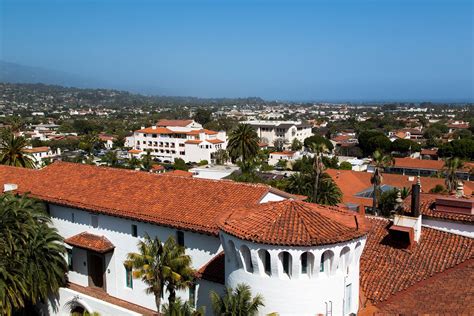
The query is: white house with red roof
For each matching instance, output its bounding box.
[0,162,472,315]
[125,120,227,163]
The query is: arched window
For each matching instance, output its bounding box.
[227,240,237,266]
[258,249,271,276]
[301,252,314,276]
[240,245,253,273]
[339,247,351,274]
[320,250,334,275]
[279,251,292,277]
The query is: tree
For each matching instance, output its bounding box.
[213,149,229,165]
[0,130,36,168]
[125,235,194,312]
[78,133,101,154]
[453,129,472,140]
[311,143,327,203]
[0,193,67,314]
[423,127,442,140]
[227,124,259,170]
[127,157,142,170]
[444,157,462,193]
[438,138,474,160]
[193,109,213,126]
[339,161,352,170]
[162,298,204,316]
[315,174,343,206]
[370,150,393,214]
[273,138,285,152]
[173,158,189,171]
[141,150,154,171]
[287,173,313,198]
[391,139,421,154]
[429,184,447,194]
[357,130,392,156]
[303,135,333,152]
[291,138,303,151]
[379,187,410,217]
[275,159,287,170]
[100,151,119,167]
[210,283,264,316]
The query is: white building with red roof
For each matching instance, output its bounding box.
[125,119,227,163]
[0,162,472,315]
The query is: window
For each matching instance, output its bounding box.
[177,231,184,247]
[301,252,308,274]
[71,212,75,223]
[260,250,271,275]
[91,214,98,228]
[131,224,137,237]
[67,248,73,271]
[282,252,291,276]
[320,253,325,272]
[125,266,133,288]
[240,245,253,273]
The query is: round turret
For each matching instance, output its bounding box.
[218,200,368,315]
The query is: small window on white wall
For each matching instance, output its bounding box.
[91,214,98,228]
[258,249,271,276]
[240,245,253,273]
[320,250,334,275]
[280,251,292,277]
[301,252,314,276]
[71,212,75,223]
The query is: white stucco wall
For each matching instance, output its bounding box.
[220,232,366,316]
[50,204,222,312]
[47,287,142,316]
[422,218,474,238]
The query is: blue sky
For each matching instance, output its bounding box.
[1,0,473,101]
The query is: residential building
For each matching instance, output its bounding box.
[386,157,473,180]
[23,146,61,167]
[241,120,312,148]
[125,120,227,163]
[0,162,472,315]
[268,151,300,166]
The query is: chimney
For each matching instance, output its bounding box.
[411,183,420,217]
[456,181,464,198]
[3,183,18,193]
[151,126,157,130]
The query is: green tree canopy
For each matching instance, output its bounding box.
[303,135,333,151]
[0,193,67,314]
[438,138,474,160]
[210,283,264,316]
[391,138,421,154]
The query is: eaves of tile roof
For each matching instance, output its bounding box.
[0,162,300,236]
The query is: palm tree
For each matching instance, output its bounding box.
[124,235,194,312]
[100,151,119,167]
[127,157,142,170]
[444,157,462,193]
[213,149,229,165]
[371,150,392,214]
[162,298,204,316]
[316,174,343,206]
[311,143,328,203]
[141,150,154,171]
[0,130,35,168]
[210,283,264,316]
[227,124,259,170]
[287,172,313,198]
[0,193,67,315]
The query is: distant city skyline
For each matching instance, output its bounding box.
[1,0,473,101]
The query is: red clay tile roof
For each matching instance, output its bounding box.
[195,252,225,284]
[161,170,193,177]
[374,259,474,314]
[23,146,50,153]
[128,149,142,154]
[135,127,174,134]
[0,162,300,236]
[186,129,219,136]
[184,140,202,144]
[65,232,115,253]
[206,139,225,144]
[270,151,295,156]
[68,282,157,315]
[326,169,474,209]
[219,200,368,246]
[156,119,194,127]
[420,148,438,156]
[360,217,473,306]
[393,157,444,170]
[404,193,474,223]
